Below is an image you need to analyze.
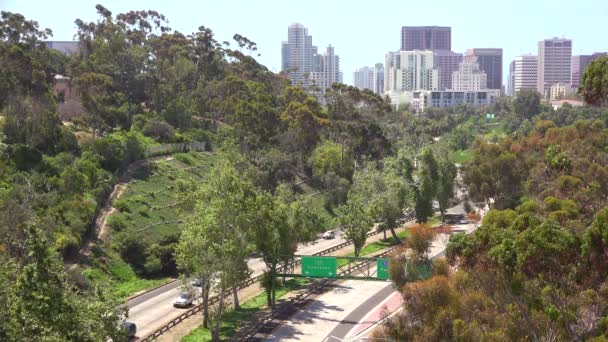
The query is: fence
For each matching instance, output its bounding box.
[144,141,207,158]
[136,212,415,341]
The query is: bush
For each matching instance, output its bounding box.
[143,120,176,143]
[107,214,128,232]
[90,136,126,172]
[55,231,80,259]
[114,199,131,213]
[175,153,196,165]
[10,144,42,170]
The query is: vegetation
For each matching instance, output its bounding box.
[376,89,608,340]
[6,3,608,341]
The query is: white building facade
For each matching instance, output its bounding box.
[509,55,538,96]
[451,57,487,91]
[353,66,374,91]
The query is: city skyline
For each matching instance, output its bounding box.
[4,0,607,86]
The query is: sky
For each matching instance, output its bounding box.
[3,0,608,85]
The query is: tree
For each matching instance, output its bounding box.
[176,158,253,331]
[513,89,541,120]
[415,148,439,223]
[0,222,125,341]
[436,157,457,224]
[309,140,354,181]
[337,196,373,257]
[407,224,435,261]
[252,185,321,307]
[579,56,608,106]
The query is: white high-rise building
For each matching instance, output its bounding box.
[509,55,538,96]
[373,63,384,95]
[310,45,341,91]
[384,50,439,93]
[452,57,487,91]
[281,23,317,88]
[353,66,374,91]
[538,38,572,98]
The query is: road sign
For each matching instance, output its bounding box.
[486,113,495,119]
[377,258,389,280]
[301,256,337,278]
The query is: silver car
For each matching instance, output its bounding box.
[173,292,194,308]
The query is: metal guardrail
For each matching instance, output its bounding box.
[136,214,415,341]
[235,247,399,341]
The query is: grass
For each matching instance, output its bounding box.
[427,215,442,227]
[182,278,310,342]
[109,151,219,245]
[85,152,217,298]
[294,175,338,232]
[336,229,409,267]
[82,255,171,300]
[454,149,472,164]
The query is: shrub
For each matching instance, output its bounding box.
[10,144,42,171]
[114,199,131,213]
[107,214,128,232]
[175,153,196,165]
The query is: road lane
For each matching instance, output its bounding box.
[128,231,350,337]
[267,202,484,342]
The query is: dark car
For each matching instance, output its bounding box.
[121,321,137,339]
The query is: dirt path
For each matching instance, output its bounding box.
[77,155,175,260]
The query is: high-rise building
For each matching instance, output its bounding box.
[400,26,451,51]
[384,50,439,100]
[465,48,503,90]
[281,23,317,88]
[452,57,487,91]
[434,50,463,90]
[281,24,341,91]
[509,55,538,96]
[537,38,572,97]
[373,63,385,95]
[571,52,608,88]
[310,45,341,90]
[353,66,374,91]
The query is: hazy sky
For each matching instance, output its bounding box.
[3,0,608,85]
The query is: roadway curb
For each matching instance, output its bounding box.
[126,279,177,302]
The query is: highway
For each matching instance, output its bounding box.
[266,202,482,342]
[127,230,356,338]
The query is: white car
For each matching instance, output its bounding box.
[173,292,194,308]
[322,230,336,239]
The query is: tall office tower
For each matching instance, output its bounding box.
[400,26,451,51]
[281,23,317,88]
[508,60,515,96]
[571,52,608,88]
[373,63,385,95]
[434,50,463,90]
[353,66,374,90]
[509,55,538,96]
[384,50,439,93]
[452,57,487,91]
[537,38,572,97]
[465,48,503,90]
[310,45,341,90]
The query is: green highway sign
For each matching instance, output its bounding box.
[301,256,337,278]
[377,258,389,280]
[486,113,495,119]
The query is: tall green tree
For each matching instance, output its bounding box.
[579,56,608,106]
[337,195,373,257]
[436,157,457,224]
[0,223,125,341]
[176,157,253,330]
[513,89,541,120]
